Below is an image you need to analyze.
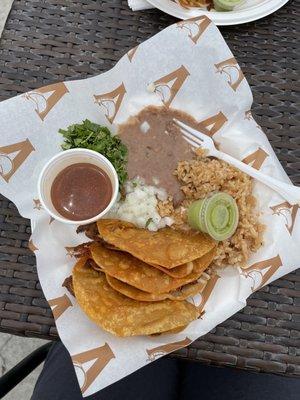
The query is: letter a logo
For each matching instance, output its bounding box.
[215,57,244,92]
[0,139,35,182]
[72,344,115,393]
[94,83,126,124]
[177,16,211,44]
[270,201,299,236]
[48,294,73,320]
[242,148,269,170]
[241,255,283,291]
[152,65,190,107]
[24,83,69,121]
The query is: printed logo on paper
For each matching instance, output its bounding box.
[65,246,77,257]
[244,110,263,132]
[150,65,190,107]
[215,57,245,92]
[245,110,253,120]
[72,343,115,394]
[94,83,126,124]
[127,46,138,62]
[177,16,211,44]
[33,199,42,210]
[62,275,75,297]
[198,111,228,137]
[48,293,73,320]
[24,82,69,121]
[241,255,283,292]
[242,148,269,170]
[270,201,299,236]
[0,139,35,183]
[146,337,192,361]
[196,273,220,314]
[28,239,38,252]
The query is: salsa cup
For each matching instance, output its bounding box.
[37,148,119,225]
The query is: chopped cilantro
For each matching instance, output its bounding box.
[59,120,128,186]
[145,218,153,228]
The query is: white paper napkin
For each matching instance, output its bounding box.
[128,0,154,11]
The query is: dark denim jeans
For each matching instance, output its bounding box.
[31,342,300,400]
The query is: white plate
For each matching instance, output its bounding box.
[147,0,289,25]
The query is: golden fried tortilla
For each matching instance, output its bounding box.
[106,274,209,302]
[150,325,188,336]
[97,220,216,268]
[90,242,215,294]
[72,258,200,337]
[152,262,193,278]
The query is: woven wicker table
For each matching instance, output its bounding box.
[0,0,299,376]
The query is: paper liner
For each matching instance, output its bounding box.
[0,17,298,396]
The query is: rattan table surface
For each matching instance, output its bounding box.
[0,0,299,376]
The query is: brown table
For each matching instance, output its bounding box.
[0,0,299,376]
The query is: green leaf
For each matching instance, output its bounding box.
[145,218,153,228]
[59,119,128,186]
[61,143,72,150]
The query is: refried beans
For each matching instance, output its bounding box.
[117,106,208,205]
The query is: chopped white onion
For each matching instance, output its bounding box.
[107,178,174,231]
[140,121,150,134]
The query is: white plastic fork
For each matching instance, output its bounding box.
[174,119,300,206]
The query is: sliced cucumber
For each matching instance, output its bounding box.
[188,192,239,241]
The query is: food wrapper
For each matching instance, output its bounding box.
[0,17,298,396]
[0,0,14,37]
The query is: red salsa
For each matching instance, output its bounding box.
[51,163,112,221]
